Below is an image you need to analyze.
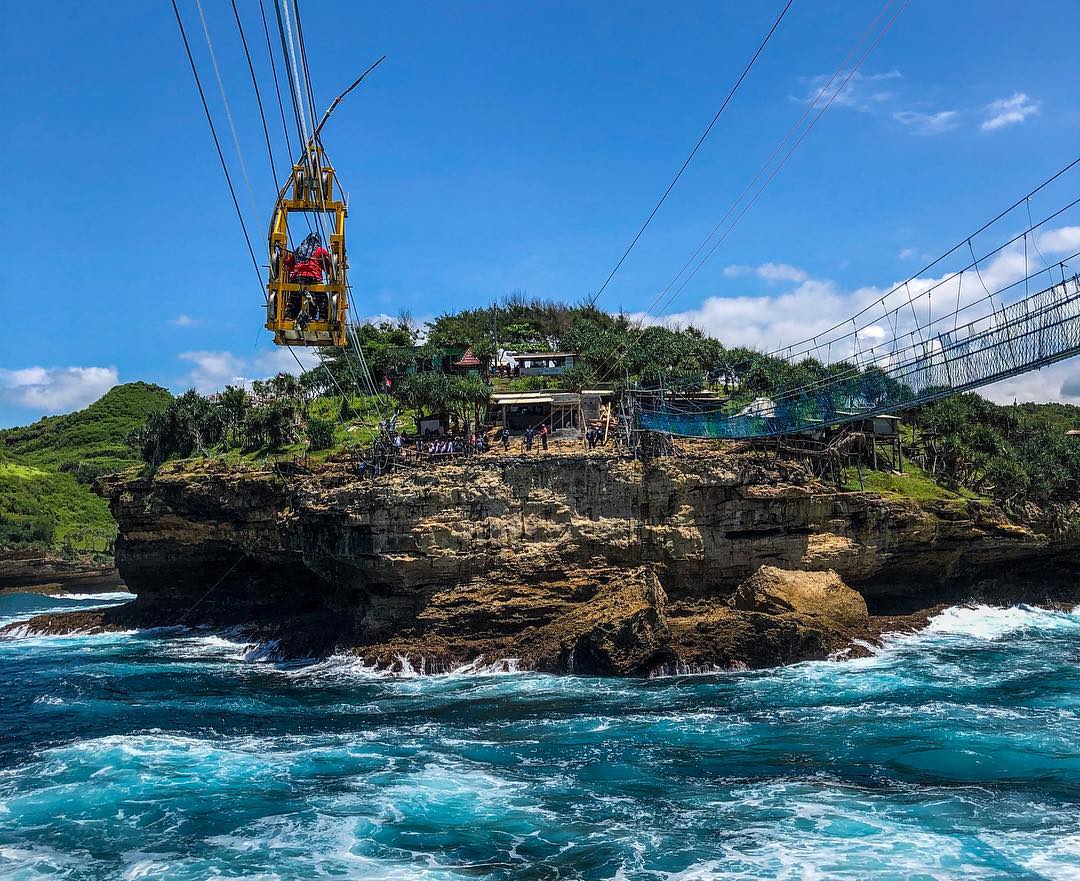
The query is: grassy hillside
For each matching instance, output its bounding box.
[2,382,173,471]
[0,382,172,553]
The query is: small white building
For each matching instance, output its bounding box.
[512,352,578,377]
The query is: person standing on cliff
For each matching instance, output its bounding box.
[539,423,549,451]
[501,426,510,451]
[524,426,534,452]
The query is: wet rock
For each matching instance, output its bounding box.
[729,565,868,633]
[663,566,868,671]
[565,567,671,675]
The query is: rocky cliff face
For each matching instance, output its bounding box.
[48,451,1073,675]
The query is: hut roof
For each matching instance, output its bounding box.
[453,348,482,367]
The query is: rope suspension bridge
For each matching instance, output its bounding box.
[635,271,1080,439]
[629,152,1080,440]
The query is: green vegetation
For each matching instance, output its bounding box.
[317,298,906,408]
[2,382,173,473]
[128,377,416,471]
[126,300,1080,516]
[908,395,1080,512]
[0,382,172,553]
[842,460,985,502]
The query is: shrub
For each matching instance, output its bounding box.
[29,514,58,544]
[306,415,335,451]
[58,460,111,484]
[241,401,300,449]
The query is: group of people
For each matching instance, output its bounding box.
[417,432,490,462]
[354,422,607,477]
[500,424,550,452]
[355,429,487,477]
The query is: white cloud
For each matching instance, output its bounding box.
[357,312,402,326]
[722,263,807,283]
[169,314,201,328]
[892,109,958,136]
[981,92,1040,131]
[1036,226,1080,254]
[983,361,1080,405]
[0,366,118,414]
[798,69,900,113]
[898,247,919,260]
[756,262,808,283]
[178,348,320,394]
[1061,371,1080,399]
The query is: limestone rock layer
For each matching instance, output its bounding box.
[72,454,1076,674]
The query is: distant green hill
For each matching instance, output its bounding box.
[0,382,172,553]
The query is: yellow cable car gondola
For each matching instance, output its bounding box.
[266,142,348,347]
[263,55,384,348]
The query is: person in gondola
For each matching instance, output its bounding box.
[282,232,332,325]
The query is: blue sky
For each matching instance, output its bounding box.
[2,0,1079,426]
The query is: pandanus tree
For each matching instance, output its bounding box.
[130,390,225,468]
[394,372,492,430]
[216,385,250,445]
[241,400,300,449]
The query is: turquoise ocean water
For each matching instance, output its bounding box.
[1,590,1078,880]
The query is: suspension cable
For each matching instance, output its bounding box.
[291,0,321,134]
[271,0,307,149]
[595,0,906,379]
[193,0,258,219]
[619,0,894,337]
[748,253,1080,405]
[230,0,280,187]
[258,0,295,174]
[270,5,395,435]
[278,0,311,145]
[176,0,389,457]
[172,0,317,386]
[587,0,794,306]
[767,153,1080,358]
[774,192,1080,365]
[171,0,261,286]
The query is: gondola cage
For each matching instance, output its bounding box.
[266,144,348,346]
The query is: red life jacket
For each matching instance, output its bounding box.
[284,246,331,282]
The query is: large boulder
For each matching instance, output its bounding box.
[728,565,868,632]
[564,567,671,675]
[666,566,869,671]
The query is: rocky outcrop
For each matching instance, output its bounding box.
[0,550,123,595]
[7,452,1075,674]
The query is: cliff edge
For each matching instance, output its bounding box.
[7,452,1077,674]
